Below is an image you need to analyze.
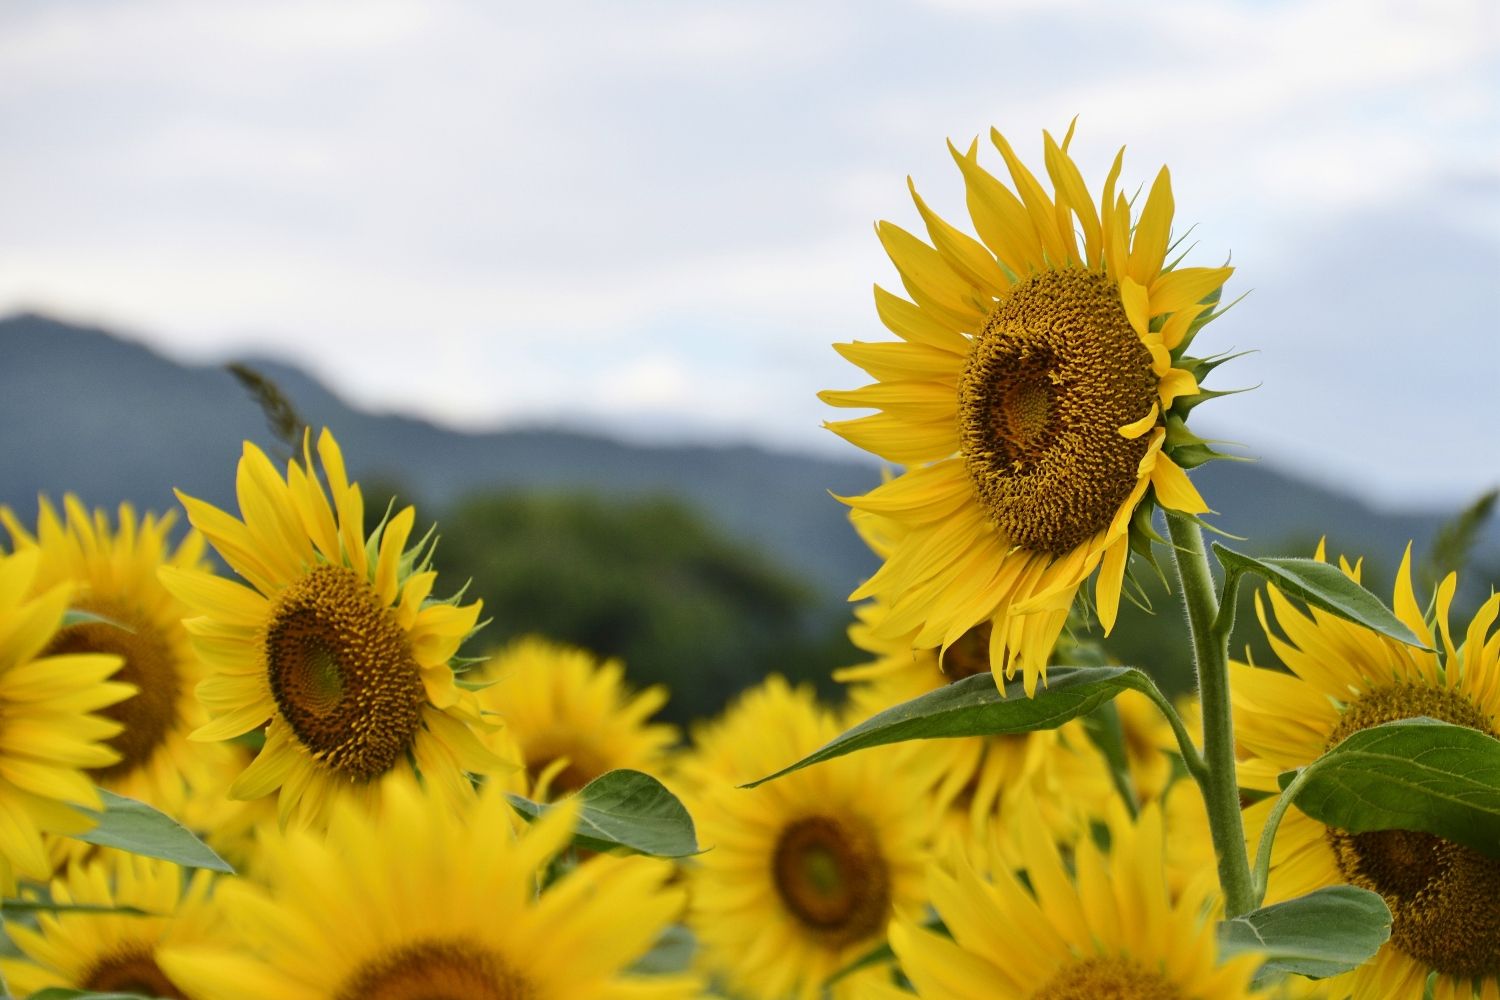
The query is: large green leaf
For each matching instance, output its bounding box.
[1212,545,1427,649]
[744,667,1153,788]
[1279,718,1500,858]
[72,790,232,873]
[507,769,700,858]
[1219,885,1391,984]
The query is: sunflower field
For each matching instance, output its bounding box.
[1,125,1497,1000]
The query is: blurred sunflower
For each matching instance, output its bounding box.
[821,124,1232,694]
[1234,545,1500,1000]
[1,498,233,828]
[474,635,678,800]
[889,798,1265,999]
[161,429,501,828]
[0,548,133,890]
[159,776,697,1000]
[682,676,936,999]
[836,598,1116,867]
[0,854,223,998]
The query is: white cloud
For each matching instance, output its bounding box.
[0,0,1495,504]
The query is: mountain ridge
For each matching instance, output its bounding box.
[0,312,1482,617]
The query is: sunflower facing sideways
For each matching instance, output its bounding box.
[821,124,1233,694]
[474,635,679,801]
[1234,545,1500,1000]
[158,776,697,1000]
[1,497,233,832]
[0,548,133,891]
[681,676,937,999]
[160,429,503,829]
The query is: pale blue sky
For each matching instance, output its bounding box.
[1,0,1496,505]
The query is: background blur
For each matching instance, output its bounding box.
[2,1,1497,720]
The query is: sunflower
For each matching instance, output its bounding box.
[0,497,238,831]
[0,853,225,998]
[821,124,1232,695]
[1234,545,1500,999]
[889,797,1266,999]
[160,429,502,829]
[0,548,133,891]
[158,775,697,1000]
[474,635,678,800]
[681,676,937,999]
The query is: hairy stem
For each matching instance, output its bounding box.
[1166,511,1255,917]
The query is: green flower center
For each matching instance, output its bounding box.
[772,815,891,946]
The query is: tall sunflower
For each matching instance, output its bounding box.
[474,635,678,800]
[821,125,1232,694]
[1234,545,1500,999]
[889,798,1266,999]
[0,548,133,890]
[0,497,234,829]
[158,776,697,1000]
[0,854,225,998]
[160,429,502,829]
[681,676,937,999]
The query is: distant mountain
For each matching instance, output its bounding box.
[0,312,1486,620]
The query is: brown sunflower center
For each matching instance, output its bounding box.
[264,564,425,780]
[46,598,181,782]
[940,621,993,682]
[771,815,891,946]
[1031,956,1184,999]
[959,268,1158,556]
[1324,683,1500,977]
[334,939,533,1000]
[85,947,189,1000]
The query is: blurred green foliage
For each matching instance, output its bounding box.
[425,492,850,724]
[358,480,1495,726]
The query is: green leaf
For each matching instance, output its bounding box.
[628,925,696,975]
[743,667,1152,788]
[1218,885,1391,984]
[1420,488,1498,592]
[72,790,233,873]
[506,769,700,858]
[1212,544,1428,649]
[1278,719,1500,858]
[1,899,150,917]
[59,609,132,632]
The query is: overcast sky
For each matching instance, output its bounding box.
[1,0,1496,507]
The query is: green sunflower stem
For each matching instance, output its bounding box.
[1165,511,1255,918]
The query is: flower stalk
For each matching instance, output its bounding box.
[1165,511,1255,918]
